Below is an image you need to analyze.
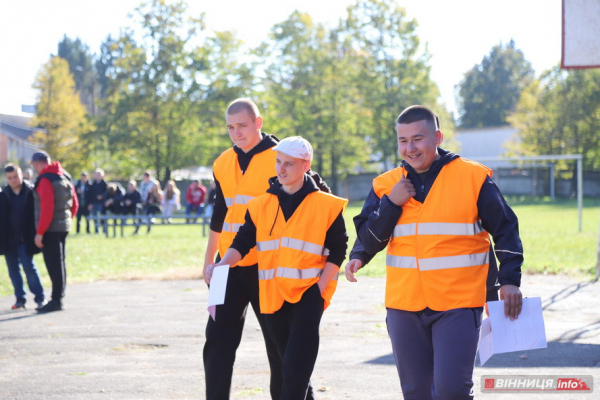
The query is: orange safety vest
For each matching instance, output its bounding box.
[373,158,492,312]
[213,147,277,267]
[247,190,348,314]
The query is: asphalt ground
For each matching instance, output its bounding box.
[0,274,598,399]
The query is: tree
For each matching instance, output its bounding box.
[457,40,534,128]
[29,57,90,174]
[56,35,96,115]
[343,0,449,169]
[510,66,600,171]
[97,0,251,182]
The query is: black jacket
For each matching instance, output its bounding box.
[87,179,107,205]
[1,181,41,255]
[230,174,348,267]
[0,187,7,255]
[350,148,523,301]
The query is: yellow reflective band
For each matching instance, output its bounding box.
[257,239,280,252]
[386,254,417,269]
[418,252,489,271]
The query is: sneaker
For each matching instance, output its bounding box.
[37,300,62,313]
[11,299,26,310]
[36,300,45,311]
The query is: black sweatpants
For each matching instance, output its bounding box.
[41,232,68,303]
[264,284,323,400]
[204,264,284,400]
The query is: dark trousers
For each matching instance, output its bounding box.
[76,205,89,233]
[264,284,323,400]
[386,307,483,400]
[204,265,283,400]
[41,232,68,303]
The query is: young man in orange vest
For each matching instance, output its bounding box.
[345,105,524,400]
[202,98,283,399]
[207,136,348,400]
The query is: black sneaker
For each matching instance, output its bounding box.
[37,300,62,313]
[11,299,26,310]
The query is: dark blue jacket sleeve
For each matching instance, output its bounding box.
[350,188,402,266]
[478,176,523,287]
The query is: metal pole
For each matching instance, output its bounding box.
[596,215,600,280]
[549,163,555,200]
[577,158,583,233]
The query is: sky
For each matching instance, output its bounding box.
[0,0,562,118]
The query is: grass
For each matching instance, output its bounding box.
[1,198,599,298]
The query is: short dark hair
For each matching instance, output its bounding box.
[226,98,260,121]
[397,105,439,131]
[143,171,151,178]
[4,163,18,174]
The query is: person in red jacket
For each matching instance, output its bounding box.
[30,151,78,313]
[185,180,206,222]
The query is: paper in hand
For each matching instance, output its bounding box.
[207,265,230,321]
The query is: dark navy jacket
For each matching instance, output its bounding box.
[350,148,523,302]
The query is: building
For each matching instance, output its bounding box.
[0,114,41,166]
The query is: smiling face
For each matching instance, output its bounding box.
[397,119,443,173]
[226,110,263,152]
[275,152,310,193]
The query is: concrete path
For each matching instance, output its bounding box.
[0,274,598,399]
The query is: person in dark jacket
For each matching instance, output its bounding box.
[74,172,91,234]
[31,151,78,313]
[122,180,143,234]
[2,164,45,310]
[345,105,523,400]
[87,168,107,234]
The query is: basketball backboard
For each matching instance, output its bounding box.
[562,0,600,69]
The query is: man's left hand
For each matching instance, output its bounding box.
[35,234,44,249]
[500,284,522,321]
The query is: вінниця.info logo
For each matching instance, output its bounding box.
[481,375,593,393]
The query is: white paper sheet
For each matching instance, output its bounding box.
[478,317,494,366]
[478,297,547,365]
[207,265,230,321]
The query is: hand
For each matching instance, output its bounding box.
[317,279,326,294]
[484,302,489,316]
[88,204,93,211]
[388,174,416,206]
[204,263,216,284]
[35,234,44,249]
[344,259,363,282]
[97,195,103,200]
[500,284,522,320]
[125,200,132,206]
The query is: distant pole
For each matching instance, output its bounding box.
[549,163,555,200]
[577,158,583,232]
[596,215,600,280]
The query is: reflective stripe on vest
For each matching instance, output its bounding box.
[386,255,417,269]
[257,237,329,256]
[258,267,340,281]
[222,222,243,233]
[418,252,489,271]
[224,197,233,207]
[393,221,484,237]
[234,194,254,205]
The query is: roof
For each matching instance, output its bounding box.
[0,114,41,142]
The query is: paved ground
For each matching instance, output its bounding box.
[0,274,598,399]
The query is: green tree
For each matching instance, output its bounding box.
[30,56,90,174]
[457,40,534,128]
[343,0,449,169]
[97,0,251,181]
[56,35,97,115]
[510,67,600,170]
